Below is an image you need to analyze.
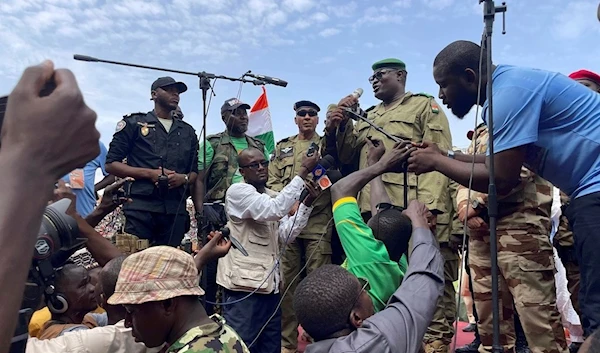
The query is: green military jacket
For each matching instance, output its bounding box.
[267,134,333,241]
[165,314,249,353]
[203,131,265,202]
[336,91,455,243]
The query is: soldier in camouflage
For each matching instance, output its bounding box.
[328,58,458,352]
[267,100,333,353]
[192,98,270,314]
[108,246,249,353]
[455,124,568,353]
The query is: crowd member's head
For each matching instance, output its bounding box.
[370,58,408,103]
[48,263,97,320]
[569,70,600,93]
[107,246,207,348]
[221,98,251,137]
[97,255,127,325]
[433,40,487,118]
[238,148,269,188]
[294,264,374,341]
[150,76,187,112]
[293,100,320,135]
[367,208,413,262]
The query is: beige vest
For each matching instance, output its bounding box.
[217,188,280,294]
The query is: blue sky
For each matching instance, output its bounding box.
[1,0,599,155]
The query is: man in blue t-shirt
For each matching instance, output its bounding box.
[62,142,110,217]
[406,40,600,339]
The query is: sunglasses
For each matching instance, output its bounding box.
[240,160,269,169]
[296,110,318,117]
[368,69,400,83]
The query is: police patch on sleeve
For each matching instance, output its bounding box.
[115,120,126,132]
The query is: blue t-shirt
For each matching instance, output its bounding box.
[482,65,600,199]
[62,142,109,217]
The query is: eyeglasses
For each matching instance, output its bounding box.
[348,277,370,318]
[296,110,318,117]
[368,69,399,83]
[240,160,269,169]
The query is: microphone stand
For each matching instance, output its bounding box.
[479,2,506,353]
[73,54,282,309]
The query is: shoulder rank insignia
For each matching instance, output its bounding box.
[431,101,440,114]
[365,105,376,113]
[115,120,126,133]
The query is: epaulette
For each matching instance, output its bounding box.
[122,112,146,119]
[276,136,291,145]
[365,105,376,113]
[413,92,434,99]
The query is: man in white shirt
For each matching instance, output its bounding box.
[217,147,320,353]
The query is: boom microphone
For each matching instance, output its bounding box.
[245,73,288,87]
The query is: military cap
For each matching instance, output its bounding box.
[221,97,251,113]
[107,246,204,305]
[569,69,600,85]
[372,58,406,71]
[151,76,188,93]
[293,100,320,112]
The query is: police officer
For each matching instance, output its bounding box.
[267,100,333,353]
[328,58,458,352]
[192,97,270,314]
[105,76,199,247]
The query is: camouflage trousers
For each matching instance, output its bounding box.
[423,246,459,346]
[280,238,332,350]
[469,230,568,353]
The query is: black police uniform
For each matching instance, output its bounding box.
[106,110,199,246]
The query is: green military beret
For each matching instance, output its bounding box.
[327,104,338,112]
[372,58,406,71]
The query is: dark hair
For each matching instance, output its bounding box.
[293,265,360,341]
[434,40,487,78]
[100,255,127,298]
[367,208,412,262]
[54,262,80,288]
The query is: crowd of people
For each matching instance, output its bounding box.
[2,36,600,353]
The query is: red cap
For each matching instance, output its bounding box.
[467,130,474,140]
[569,69,600,85]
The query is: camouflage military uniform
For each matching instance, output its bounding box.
[456,125,568,353]
[553,191,581,315]
[166,315,249,353]
[336,91,458,349]
[267,134,333,352]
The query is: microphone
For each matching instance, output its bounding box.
[351,88,364,99]
[220,227,248,256]
[73,54,99,62]
[299,155,336,201]
[246,73,288,87]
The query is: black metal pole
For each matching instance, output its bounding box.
[480,1,507,353]
[199,75,211,309]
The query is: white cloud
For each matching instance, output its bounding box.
[283,0,316,12]
[393,0,412,8]
[312,12,330,22]
[553,1,600,40]
[356,6,403,27]
[422,0,454,10]
[315,56,336,64]
[319,28,341,37]
[327,1,358,18]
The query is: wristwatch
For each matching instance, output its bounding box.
[447,149,455,159]
[471,199,481,210]
[184,174,189,184]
